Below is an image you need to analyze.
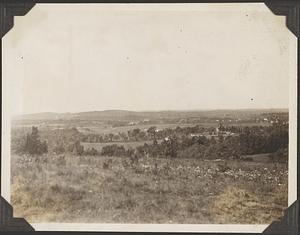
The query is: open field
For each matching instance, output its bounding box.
[82,141,154,152]
[12,108,277,136]
[82,139,165,152]
[11,153,288,224]
[78,123,205,135]
[13,121,271,135]
[76,122,271,135]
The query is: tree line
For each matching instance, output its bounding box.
[12,123,288,162]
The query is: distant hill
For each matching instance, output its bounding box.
[13,109,288,122]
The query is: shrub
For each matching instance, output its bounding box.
[72,141,84,155]
[84,147,98,156]
[21,126,48,155]
[101,144,126,157]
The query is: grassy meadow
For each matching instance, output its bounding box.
[11,153,288,224]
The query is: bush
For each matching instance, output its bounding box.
[84,147,98,156]
[53,142,66,154]
[71,141,84,155]
[101,144,126,157]
[21,126,48,155]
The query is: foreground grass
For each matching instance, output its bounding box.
[11,154,287,223]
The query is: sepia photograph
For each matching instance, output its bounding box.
[1,2,297,232]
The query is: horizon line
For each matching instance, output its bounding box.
[15,107,289,117]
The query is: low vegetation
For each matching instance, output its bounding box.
[11,154,287,223]
[10,110,289,223]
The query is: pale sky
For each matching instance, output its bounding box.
[2,3,293,115]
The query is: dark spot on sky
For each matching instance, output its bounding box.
[251,98,253,101]
[21,56,23,59]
